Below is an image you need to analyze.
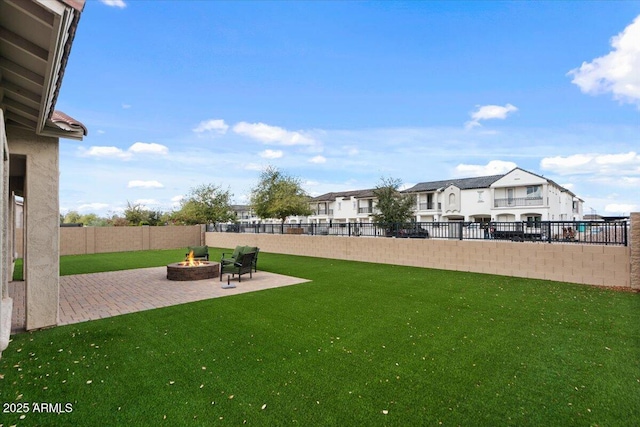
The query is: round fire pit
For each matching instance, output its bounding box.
[167,261,220,281]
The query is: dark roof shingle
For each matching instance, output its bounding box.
[310,189,376,202]
[403,174,504,193]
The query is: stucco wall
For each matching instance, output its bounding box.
[8,126,60,330]
[206,225,636,289]
[1,110,11,355]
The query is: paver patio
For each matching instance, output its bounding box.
[9,267,310,333]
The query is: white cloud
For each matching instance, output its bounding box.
[541,151,640,176]
[171,195,184,202]
[121,103,131,109]
[595,151,638,165]
[454,160,517,176]
[465,104,518,129]
[128,142,169,155]
[540,154,593,173]
[259,149,284,159]
[79,142,168,160]
[128,180,164,189]
[233,122,316,146]
[620,177,640,186]
[568,15,640,107]
[309,155,327,164]
[101,0,126,8]
[79,146,129,159]
[193,119,229,134]
[604,203,638,214]
[77,203,110,212]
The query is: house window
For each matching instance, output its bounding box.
[526,215,541,226]
[526,185,541,198]
[477,191,484,202]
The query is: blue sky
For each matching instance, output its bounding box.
[56,0,640,217]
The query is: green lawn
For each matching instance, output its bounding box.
[2,249,639,426]
[12,249,188,280]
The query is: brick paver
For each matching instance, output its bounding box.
[9,267,309,333]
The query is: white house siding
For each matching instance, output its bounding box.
[490,168,580,221]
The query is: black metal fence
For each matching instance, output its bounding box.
[207,221,629,246]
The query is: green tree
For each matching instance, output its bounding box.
[146,210,164,226]
[108,213,129,227]
[173,183,234,225]
[62,210,82,224]
[79,213,107,226]
[124,201,147,226]
[372,177,415,225]
[250,166,312,223]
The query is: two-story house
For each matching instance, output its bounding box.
[308,189,377,224]
[230,205,259,225]
[403,168,583,223]
[402,175,503,223]
[490,168,583,222]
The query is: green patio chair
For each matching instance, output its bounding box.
[220,251,256,282]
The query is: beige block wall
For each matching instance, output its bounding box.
[56,225,203,256]
[631,213,639,289]
[148,225,203,250]
[19,226,203,256]
[206,231,634,289]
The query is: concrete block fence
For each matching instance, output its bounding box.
[206,213,639,290]
[16,225,204,256]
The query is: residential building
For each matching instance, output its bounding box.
[308,189,377,224]
[226,172,583,229]
[404,168,583,222]
[489,168,583,222]
[231,204,257,225]
[303,168,584,227]
[403,174,502,222]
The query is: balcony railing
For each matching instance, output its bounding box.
[417,202,434,211]
[313,209,333,216]
[494,197,543,208]
[358,207,373,214]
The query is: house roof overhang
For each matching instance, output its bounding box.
[0,0,86,140]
